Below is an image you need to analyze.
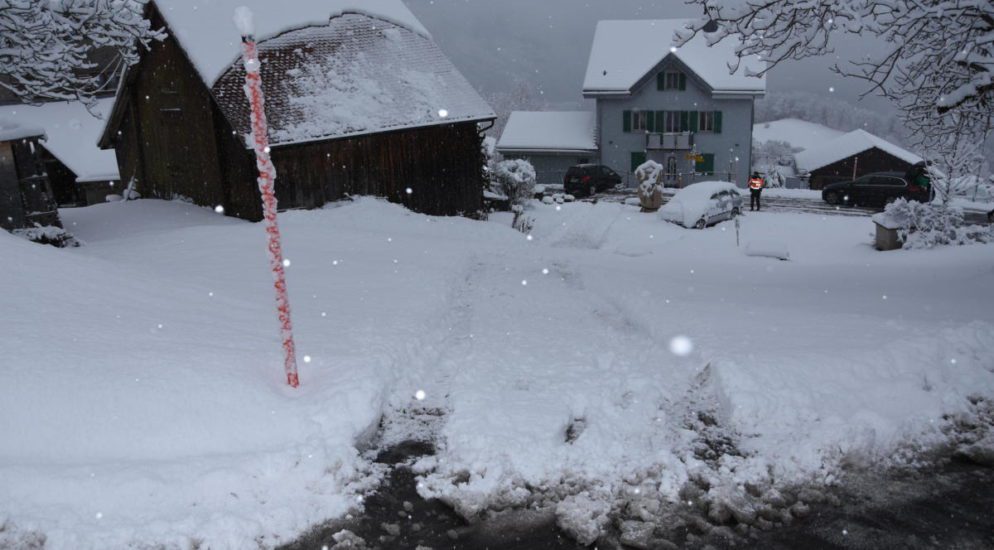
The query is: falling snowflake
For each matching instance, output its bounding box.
[669,335,694,356]
[214,205,225,214]
[415,390,426,401]
[542,268,549,275]
[303,355,312,363]
[282,259,291,268]
[438,109,449,118]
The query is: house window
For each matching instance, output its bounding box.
[658,70,687,91]
[663,111,682,133]
[696,111,723,133]
[698,111,715,132]
[631,111,649,132]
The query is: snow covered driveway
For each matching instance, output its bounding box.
[1,198,992,548]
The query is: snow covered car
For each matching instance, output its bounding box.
[659,181,743,229]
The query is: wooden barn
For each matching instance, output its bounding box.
[795,129,922,190]
[1,99,121,207]
[0,120,62,232]
[98,0,495,221]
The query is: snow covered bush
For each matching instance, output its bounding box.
[493,159,536,207]
[0,0,163,106]
[752,139,798,188]
[635,160,664,212]
[882,199,993,249]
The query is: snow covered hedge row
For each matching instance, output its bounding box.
[882,199,994,249]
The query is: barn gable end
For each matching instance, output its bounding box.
[100,1,494,220]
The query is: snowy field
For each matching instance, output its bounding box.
[2,198,993,548]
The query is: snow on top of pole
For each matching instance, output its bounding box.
[233,6,254,37]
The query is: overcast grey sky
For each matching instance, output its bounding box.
[404,0,894,112]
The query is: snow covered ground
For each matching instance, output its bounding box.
[2,198,993,548]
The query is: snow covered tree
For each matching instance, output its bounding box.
[679,0,994,146]
[494,159,536,207]
[0,0,163,106]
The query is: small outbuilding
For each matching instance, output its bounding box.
[0,98,121,207]
[98,0,495,221]
[0,120,62,231]
[496,111,599,185]
[795,129,922,190]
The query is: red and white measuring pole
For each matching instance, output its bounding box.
[236,8,299,388]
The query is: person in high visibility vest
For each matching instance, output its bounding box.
[748,172,765,211]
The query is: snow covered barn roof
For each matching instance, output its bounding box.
[795,129,922,173]
[752,118,845,153]
[583,19,766,96]
[208,12,494,147]
[153,0,430,87]
[497,111,598,154]
[0,99,120,183]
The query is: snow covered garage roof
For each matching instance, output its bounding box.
[794,129,922,173]
[497,111,598,153]
[153,0,430,87]
[210,12,494,147]
[752,118,845,152]
[583,19,766,96]
[0,99,120,183]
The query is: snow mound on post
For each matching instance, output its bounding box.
[232,6,254,36]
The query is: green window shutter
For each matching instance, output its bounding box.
[714,111,723,133]
[647,111,656,132]
[631,151,647,172]
[655,111,665,132]
[678,73,687,91]
[623,111,632,133]
[689,111,699,132]
[657,73,665,91]
[695,153,715,174]
[679,111,689,132]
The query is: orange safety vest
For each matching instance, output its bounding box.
[749,177,764,190]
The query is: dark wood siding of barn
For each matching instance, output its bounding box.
[113,96,145,193]
[128,6,226,207]
[272,122,485,216]
[0,141,24,230]
[808,147,915,190]
[212,102,263,221]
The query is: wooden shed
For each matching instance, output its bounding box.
[1,98,122,207]
[0,121,61,232]
[795,129,922,190]
[98,0,495,221]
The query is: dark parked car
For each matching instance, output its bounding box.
[564,164,622,197]
[822,171,930,208]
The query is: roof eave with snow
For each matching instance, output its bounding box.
[268,115,495,151]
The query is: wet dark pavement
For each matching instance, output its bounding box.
[281,440,585,550]
[283,443,994,550]
[721,460,994,550]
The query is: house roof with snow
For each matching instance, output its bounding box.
[794,129,922,173]
[582,19,766,97]
[0,99,120,183]
[496,111,598,154]
[752,118,845,153]
[210,12,494,147]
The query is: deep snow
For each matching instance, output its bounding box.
[1,198,992,548]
